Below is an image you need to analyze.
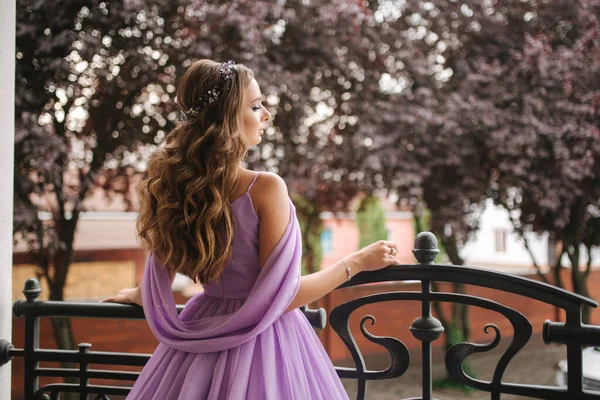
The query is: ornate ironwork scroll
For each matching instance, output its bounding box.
[327,232,600,400]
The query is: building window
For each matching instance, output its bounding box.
[321,228,333,256]
[495,229,507,253]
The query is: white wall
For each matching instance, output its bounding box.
[461,199,600,273]
[0,0,15,398]
[461,199,549,273]
[13,212,141,253]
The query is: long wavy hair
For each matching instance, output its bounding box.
[137,59,253,283]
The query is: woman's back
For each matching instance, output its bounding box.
[201,172,263,300]
[127,170,348,399]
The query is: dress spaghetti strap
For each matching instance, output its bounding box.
[245,171,263,194]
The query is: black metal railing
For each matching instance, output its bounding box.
[2,231,600,400]
[0,283,324,400]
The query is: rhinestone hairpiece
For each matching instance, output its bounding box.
[180,60,237,122]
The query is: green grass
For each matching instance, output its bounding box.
[432,359,477,394]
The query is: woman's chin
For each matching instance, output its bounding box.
[248,138,261,148]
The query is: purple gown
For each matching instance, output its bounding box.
[127,172,349,399]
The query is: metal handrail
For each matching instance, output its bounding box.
[2,231,599,400]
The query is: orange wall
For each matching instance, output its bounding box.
[320,217,415,270]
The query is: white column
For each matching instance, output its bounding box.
[0,0,15,398]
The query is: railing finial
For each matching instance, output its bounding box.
[0,339,14,366]
[412,232,439,264]
[23,278,42,303]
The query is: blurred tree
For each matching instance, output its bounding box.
[452,0,600,322]
[354,0,596,385]
[355,2,494,386]
[13,0,390,352]
[14,0,188,351]
[380,94,489,388]
[356,195,388,249]
[363,0,599,334]
[584,215,600,280]
[243,0,391,273]
[292,194,325,276]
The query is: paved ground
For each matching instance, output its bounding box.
[341,338,567,400]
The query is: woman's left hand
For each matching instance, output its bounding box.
[101,287,142,306]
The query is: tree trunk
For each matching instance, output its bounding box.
[46,253,78,400]
[553,246,565,289]
[431,282,449,328]
[50,317,76,351]
[578,281,592,325]
[414,209,473,386]
[441,236,470,341]
[48,282,76,351]
[292,195,324,280]
[456,283,470,340]
[551,246,565,321]
[431,231,475,389]
[303,211,323,275]
[568,245,592,324]
[509,213,549,284]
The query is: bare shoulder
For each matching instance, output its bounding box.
[251,172,289,217]
[253,172,288,194]
[252,172,291,267]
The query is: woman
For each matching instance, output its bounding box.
[104,59,400,399]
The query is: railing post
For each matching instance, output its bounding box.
[21,279,41,400]
[565,307,584,396]
[410,232,444,400]
[78,343,91,400]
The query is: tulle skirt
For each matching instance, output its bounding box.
[127,294,348,400]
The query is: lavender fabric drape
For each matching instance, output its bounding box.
[127,184,348,399]
[141,200,301,353]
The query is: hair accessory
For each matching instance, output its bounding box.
[180,60,237,122]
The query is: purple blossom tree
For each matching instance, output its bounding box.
[13,0,388,352]
[456,0,600,322]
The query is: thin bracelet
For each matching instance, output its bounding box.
[340,258,351,281]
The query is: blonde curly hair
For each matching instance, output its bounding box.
[137,59,253,283]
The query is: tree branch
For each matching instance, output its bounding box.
[431,281,449,328]
[507,212,548,283]
[553,245,565,289]
[584,244,594,278]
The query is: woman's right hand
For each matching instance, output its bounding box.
[345,240,400,273]
[100,286,143,306]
